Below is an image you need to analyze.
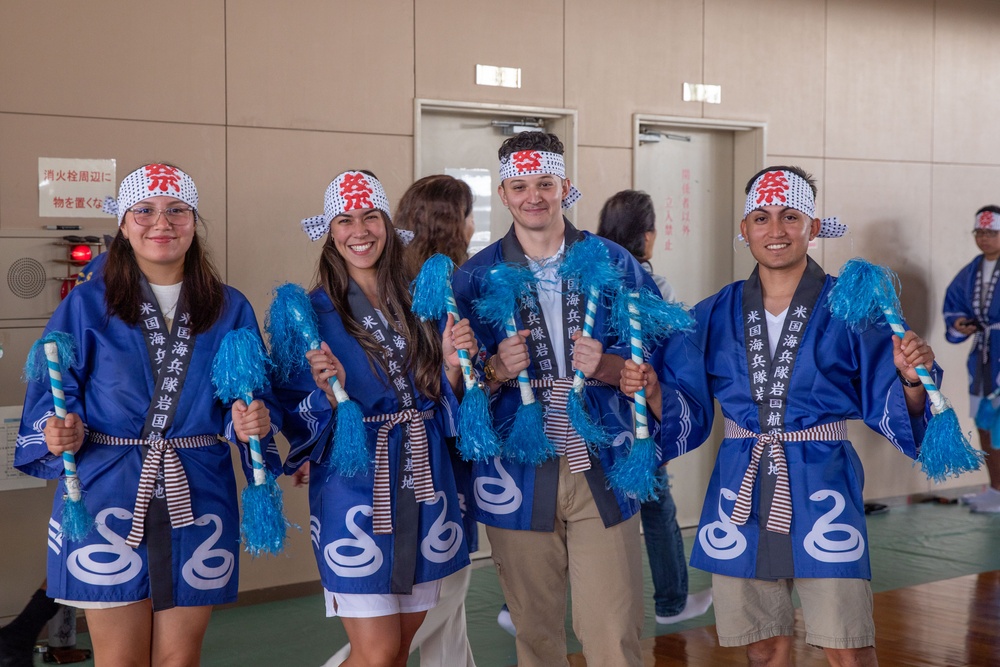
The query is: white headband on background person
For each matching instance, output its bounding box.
[975,210,1000,231]
[498,149,582,209]
[744,169,847,239]
[102,164,199,227]
[301,171,392,241]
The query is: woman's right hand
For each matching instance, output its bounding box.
[44,413,85,457]
[306,342,344,407]
[620,360,662,420]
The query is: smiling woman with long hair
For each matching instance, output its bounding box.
[276,170,476,667]
[15,163,278,666]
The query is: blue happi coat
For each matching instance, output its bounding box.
[275,288,469,596]
[452,226,657,531]
[16,277,281,606]
[657,272,932,579]
[943,255,1000,397]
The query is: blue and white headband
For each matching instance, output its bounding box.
[498,149,582,210]
[744,169,846,238]
[101,164,199,227]
[301,171,392,242]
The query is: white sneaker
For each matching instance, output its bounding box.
[962,488,1000,506]
[971,497,1000,513]
[655,589,713,625]
[497,604,516,636]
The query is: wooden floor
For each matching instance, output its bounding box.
[566,571,1000,666]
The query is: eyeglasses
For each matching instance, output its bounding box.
[126,205,196,226]
[973,229,999,238]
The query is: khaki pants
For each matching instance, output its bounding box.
[487,457,644,667]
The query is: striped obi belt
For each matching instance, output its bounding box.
[503,377,609,473]
[88,431,220,548]
[723,419,848,535]
[363,408,435,535]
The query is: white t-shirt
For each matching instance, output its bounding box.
[529,242,567,377]
[149,282,182,327]
[765,307,789,359]
[983,258,997,295]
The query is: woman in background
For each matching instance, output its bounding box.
[596,189,713,627]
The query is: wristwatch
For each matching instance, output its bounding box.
[483,355,501,383]
[896,368,921,388]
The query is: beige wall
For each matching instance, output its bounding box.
[2,0,999,618]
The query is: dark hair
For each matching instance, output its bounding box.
[745,165,817,198]
[395,175,474,276]
[104,213,225,334]
[498,131,565,160]
[596,190,655,261]
[315,171,444,401]
[977,205,1000,216]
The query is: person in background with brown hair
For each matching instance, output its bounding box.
[15,163,278,666]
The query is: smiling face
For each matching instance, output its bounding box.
[120,195,195,283]
[329,208,387,280]
[740,205,820,273]
[498,172,570,235]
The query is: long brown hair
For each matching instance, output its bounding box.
[104,220,225,334]
[395,174,473,276]
[315,196,444,401]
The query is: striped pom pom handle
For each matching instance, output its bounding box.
[571,286,600,393]
[882,308,946,414]
[43,342,82,502]
[305,338,351,405]
[626,293,651,439]
[242,393,268,486]
[504,316,536,405]
[446,294,478,391]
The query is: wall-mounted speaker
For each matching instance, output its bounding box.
[0,237,63,321]
[7,257,48,300]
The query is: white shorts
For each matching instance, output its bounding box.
[55,598,141,610]
[324,580,441,618]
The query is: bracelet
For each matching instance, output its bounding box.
[483,355,500,383]
[896,368,922,388]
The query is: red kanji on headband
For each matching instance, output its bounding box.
[339,173,374,211]
[512,150,543,173]
[754,171,789,206]
[978,211,994,229]
[144,164,182,193]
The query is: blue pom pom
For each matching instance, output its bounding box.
[828,258,901,331]
[607,436,663,502]
[475,263,536,327]
[212,329,272,403]
[559,236,621,295]
[502,401,556,466]
[609,287,694,345]
[61,496,93,542]
[411,254,455,321]
[240,470,292,557]
[266,283,321,382]
[328,399,370,476]
[457,384,502,461]
[567,388,611,452]
[917,407,984,483]
[24,331,77,383]
[976,395,999,431]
